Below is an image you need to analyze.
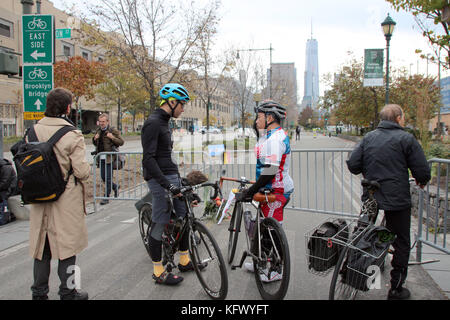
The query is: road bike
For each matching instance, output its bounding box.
[136,180,228,300]
[305,178,395,300]
[224,176,291,300]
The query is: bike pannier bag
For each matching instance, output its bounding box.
[308,221,340,272]
[343,226,396,291]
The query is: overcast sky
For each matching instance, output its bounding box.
[50,0,449,100]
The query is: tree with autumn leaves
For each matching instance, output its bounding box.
[54,56,106,127]
[319,56,441,147]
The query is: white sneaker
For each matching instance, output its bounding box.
[245,261,282,283]
[244,262,254,272]
[259,270,283,283]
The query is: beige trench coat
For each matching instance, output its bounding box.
[28,117,91,261]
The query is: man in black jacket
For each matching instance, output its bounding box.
[347,104,430,300]
[141,83,193,286]
[0,158,17,224]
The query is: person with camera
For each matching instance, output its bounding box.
[92,113,124,205]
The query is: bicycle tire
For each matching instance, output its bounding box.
[138,203,152,258]
[329,246,359,300]
[189,221,228,300]
[227,201,242,264]
[253,217,290,300]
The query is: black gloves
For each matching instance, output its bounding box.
[168,184,181,196]
[235,188,254,202]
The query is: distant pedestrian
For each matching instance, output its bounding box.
[347,104,431,300]
[295,125,301,140]
[29,88,91,300]
[93,113,124,205]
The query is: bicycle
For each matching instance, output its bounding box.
[306,178,395,300]
[136,180,228,300]
[224,176,291,300]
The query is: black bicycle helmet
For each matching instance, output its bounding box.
[255,100,287,120]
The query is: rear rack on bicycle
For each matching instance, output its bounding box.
[304,218,373,276]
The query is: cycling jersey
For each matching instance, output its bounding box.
[255,126,294,195]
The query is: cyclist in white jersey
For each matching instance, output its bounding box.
[236,100,294,223]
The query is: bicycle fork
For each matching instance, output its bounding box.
[231,213,263,270]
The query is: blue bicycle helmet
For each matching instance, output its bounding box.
[159,83,190,102]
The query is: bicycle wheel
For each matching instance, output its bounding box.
[138,204,152,258]
[189,221,228,300]
[227,201,242,264]
[329,246,359,300]
[252,217,290,300]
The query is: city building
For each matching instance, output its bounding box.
[0,0,105,135]
[430,75,450,134]
[300,38,319,111]
[270,62,298,127]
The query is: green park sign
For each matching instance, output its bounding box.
[23,64,53,118]
[363,49,384,87]
[22,15,54,64]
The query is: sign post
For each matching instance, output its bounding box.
[22,15,54,64]
[22,64,53,119]
[22,14,54,121]
[363,49,384,87]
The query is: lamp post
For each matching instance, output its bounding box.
[237,44,274,98]
[381,14,396,105]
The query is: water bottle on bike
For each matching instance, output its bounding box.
[243,210,255,238]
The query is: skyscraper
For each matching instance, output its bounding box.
[301,38,319,110]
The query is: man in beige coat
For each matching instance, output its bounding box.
[29,88,91,300]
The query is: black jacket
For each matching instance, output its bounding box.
[0,159,17,201]
[346,120,430,210]
[141,108,178,188]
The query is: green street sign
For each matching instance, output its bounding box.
[23,64,53,114]
[363,49,384,87]
[56,28,71,39]
[22,15,54,64]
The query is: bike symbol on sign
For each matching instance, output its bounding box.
[27,17,47,30]
[28,67,47,80]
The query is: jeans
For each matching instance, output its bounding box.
[31,235,76,297]
[100,159,117,197]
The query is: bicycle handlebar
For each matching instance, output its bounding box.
[179,181,222,200]
[219,176,255,189]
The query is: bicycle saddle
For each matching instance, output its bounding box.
[253,192,276,203]
[361,179,380,191]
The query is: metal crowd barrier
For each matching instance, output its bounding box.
[91,149,449,264]
[92,151,211,212]
[415,158,450,263]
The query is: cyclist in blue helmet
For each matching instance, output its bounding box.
[159,83,190,117]
[141,83,194,285]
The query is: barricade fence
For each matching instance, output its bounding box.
[415,158,449,262]
[91,151,449,264]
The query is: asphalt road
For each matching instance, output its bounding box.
[0,132,447,300]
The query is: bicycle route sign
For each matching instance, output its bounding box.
[22,64,53,118]
[22,15,54,64]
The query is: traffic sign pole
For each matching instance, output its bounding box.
[22,14,55,122]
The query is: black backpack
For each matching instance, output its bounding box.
[11,125,76,204]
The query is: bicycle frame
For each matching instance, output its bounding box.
[162,182,220,270]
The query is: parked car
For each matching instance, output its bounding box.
[199,126,221,134]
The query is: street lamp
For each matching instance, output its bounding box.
[236,44,274,98]
[381,14,396,105]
